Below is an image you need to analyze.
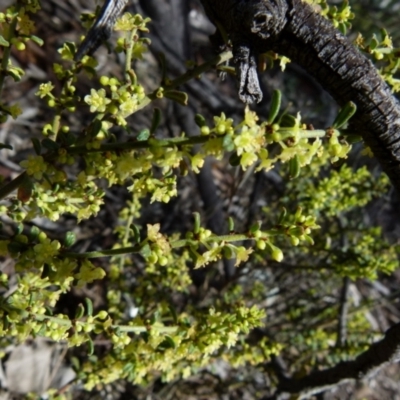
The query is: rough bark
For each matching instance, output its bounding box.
[275,321,400,398]
[75,0,128,61]
[199,0,400,193]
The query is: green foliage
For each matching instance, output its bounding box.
[0,0,399,398]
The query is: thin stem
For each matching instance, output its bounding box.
[134,50,233,113]
[33,313,178,334]
[62,232,257,259]
[124,28,137,83]
[62,245,142,259]
[300,129,328,138]
[67,134,209,154]
[68,128,329,155]
[0,7,19,95]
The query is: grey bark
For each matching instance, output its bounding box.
[199,0,400,193]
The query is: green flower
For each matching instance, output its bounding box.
[191,153,205,173]
[17,12,35,35]
[119,97,137,116]
[213,113,234,135]
[84,88,111,113]
[115,13,137,31]
[36,82,54,99]
[234,126,265,156]
[235,246,253,266]
[9,104,22,118]
[75,260,106,287]
[33,238,61,263]
[20,155,48,179]
[25,0,41,12]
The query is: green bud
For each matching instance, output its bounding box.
[266,242,284,262]
[201,126,210,135]
[256,240,266,250]
[158,256,168,266]
[97,310,108,320]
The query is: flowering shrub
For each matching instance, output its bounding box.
[0,0,398,398]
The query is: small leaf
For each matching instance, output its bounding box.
[343,134,362,144]
[193,212,201,234]
[87,338,94,356]
[222,134,234,151]
[168,305,178,324]
[131,224,141,243]
[30,35,44,46]
[288,154,301,179]
[267,89,282,124]
[228,217,235,232]
[75,304,85,319]
[31,138,41,155]
[85,297,93,317]
[277,207,287,224]
[150,108,162,134]
[41,138,60,150]
[194,114,206,128]
[158,335,176,350]
[279,114,297,128]
[139,243,152,259]
[332,102,357,129]
[0,35,9,47]
[164,90,188,106]
[137,129,150,141]
[88,120,102,138]
[64,231,76,248]
[8,66,24,82]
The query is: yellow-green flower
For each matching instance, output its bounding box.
[33,238,61,263]
[85,88,111,113]
[20,155,48,179]
[36,82,54,99]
